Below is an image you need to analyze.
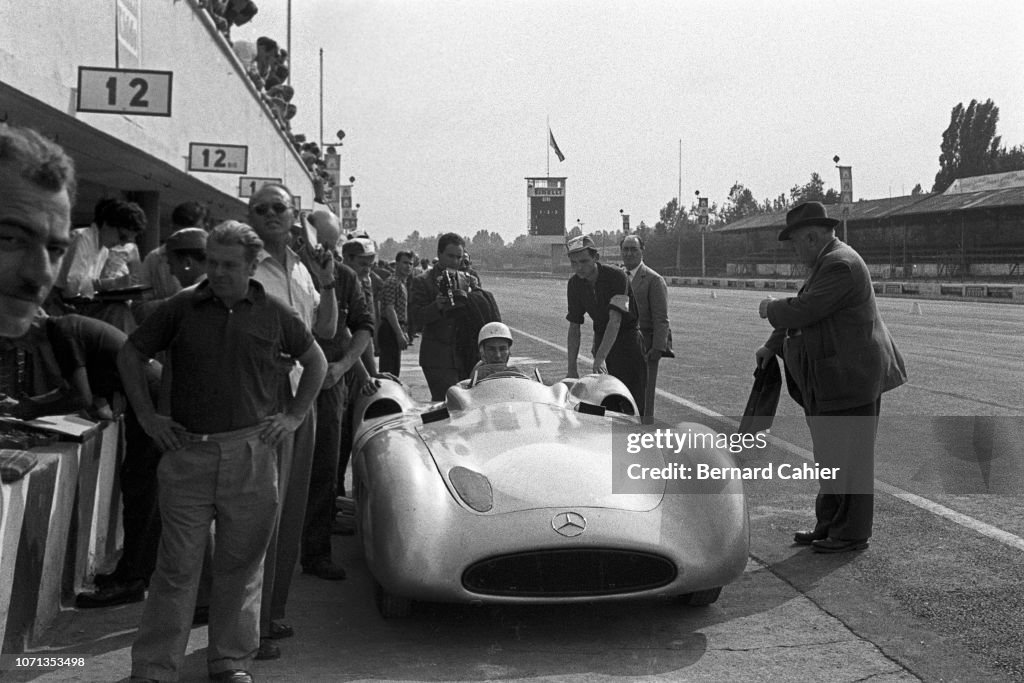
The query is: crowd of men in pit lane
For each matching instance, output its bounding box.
[0,122,905,683]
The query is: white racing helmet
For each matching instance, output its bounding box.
[478,322,512,346]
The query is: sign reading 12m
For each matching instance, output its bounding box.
[188,143,248,174]
[77,67,172,116]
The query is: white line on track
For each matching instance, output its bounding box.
[512,325,1024,554]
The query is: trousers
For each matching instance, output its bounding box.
[131,425,278,680]
[807,397,881,541]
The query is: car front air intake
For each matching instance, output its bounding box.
[463,549,677,597]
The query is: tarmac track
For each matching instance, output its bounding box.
[8,276,1024,682]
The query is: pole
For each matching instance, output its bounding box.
[319,48,324,151]
[546,116,550,178]
[701,230,706,278]
[286,0,292,85]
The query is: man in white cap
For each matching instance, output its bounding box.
[564,234,646,414]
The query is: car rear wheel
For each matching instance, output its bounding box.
[674,586,722,606]
[374,580,413,618]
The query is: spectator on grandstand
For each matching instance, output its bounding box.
[0,123,74,339]
[565,234,646,414]
[122,220,326,683]
[756,201,906,554]
[377,251,414,376]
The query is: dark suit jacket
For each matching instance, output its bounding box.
[629,262,673,356]
[409,266,477,370]
[763,238,906,413]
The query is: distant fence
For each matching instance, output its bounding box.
[482,271,1024,303]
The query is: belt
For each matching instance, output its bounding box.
[176,424,264,443]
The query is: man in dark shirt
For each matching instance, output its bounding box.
[121,221,326,683]
[565,235,646,414]
[300,213,374,580]
[409,233,480,401]
[3,313,162,608]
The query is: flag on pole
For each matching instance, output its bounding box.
[549,129,565,162]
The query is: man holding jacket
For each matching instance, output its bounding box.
[757,202,906,553]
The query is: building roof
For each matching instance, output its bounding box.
[943,170,1024,194]
[718,172,1024,234]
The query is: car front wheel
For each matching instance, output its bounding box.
[674,587,722,606]
[374,580,413,618]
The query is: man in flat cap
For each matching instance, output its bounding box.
[756,201,906,553]
[565,234,646,414]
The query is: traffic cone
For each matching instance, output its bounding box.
[911,302,923,315]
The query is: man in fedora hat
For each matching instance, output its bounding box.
[756,201,906,553]
[565,234,646,414]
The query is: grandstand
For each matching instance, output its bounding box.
[716,171,1024,281]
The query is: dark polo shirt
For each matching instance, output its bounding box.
[45,314,126,402]
[315,260,376,362]
[566,262,640,347]
[128,279,314,434]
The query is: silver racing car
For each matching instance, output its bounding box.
[350,369,749,617]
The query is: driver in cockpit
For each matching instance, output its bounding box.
[472,322,516,382]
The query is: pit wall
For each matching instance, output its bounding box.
[0,421,121,656]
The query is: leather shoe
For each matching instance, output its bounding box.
[209,670,254,682]
[75,579,146,608]
[268,620,294,639]
[793,529,828,545]
[254,639,280,660]
[303,558,347,581]
[811,537,869,553]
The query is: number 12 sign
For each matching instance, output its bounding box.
[77,67,172,117]
[188,143,248,174]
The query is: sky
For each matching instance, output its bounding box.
[235,0,1024,245]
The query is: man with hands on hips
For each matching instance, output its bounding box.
[120,221,326,683]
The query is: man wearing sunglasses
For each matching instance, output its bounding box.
[247,183,337,660]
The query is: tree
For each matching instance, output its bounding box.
[997,143,1024,173]
[911,183,925,196]
[789,172,840,205]
[933,99,1002,193]
[721,182,763,224]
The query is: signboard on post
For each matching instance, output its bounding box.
[116,0,142,68]
[187,143,248,174]
[77,67,172,117]
[838,166,853,204]
[239,177,282,198]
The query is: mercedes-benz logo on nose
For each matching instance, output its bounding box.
[552,511,587,537]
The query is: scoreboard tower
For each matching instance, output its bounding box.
[526,177,567,271]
